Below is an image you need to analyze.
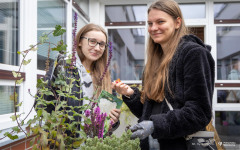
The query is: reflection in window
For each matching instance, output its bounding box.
[215,111,240,148]
[105,5,147,22]
[73,0,89,16]
[179,3,205,19]
[0,1,19,66]
[217,90,240,104]
[217,26,240,80]
[0,86,19,115]
[72,11,87,32]
[37,0,66,70]
[214,2,240,20]
[108,28,145,80]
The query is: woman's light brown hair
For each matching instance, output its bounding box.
[143,0,189,103]
[75,23,111,97]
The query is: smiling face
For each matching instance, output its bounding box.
[79,30,107,65]
[148,9,180,47]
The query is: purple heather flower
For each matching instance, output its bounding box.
[70,12,78,69]
[94,106,100,117]
[100,41,113,81]
[85,109,91,117]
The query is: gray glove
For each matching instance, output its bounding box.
[130,120,154,140]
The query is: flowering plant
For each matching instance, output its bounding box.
[0,12,140,150]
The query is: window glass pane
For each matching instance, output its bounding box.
[108,28,145,80]
[215,111,240,149]
[105,5,147,22]
[179,3,205,19]
[0,86,19,115]
[217,90,240,104]
[73,0,89,16]
[214,2,240,20]
[217,26,240,80]
[37,0,66,70]
[0,1,19,66]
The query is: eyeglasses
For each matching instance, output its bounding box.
[80,37,108,50]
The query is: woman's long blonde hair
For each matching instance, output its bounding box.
[75,23,111,97]
[143,0,188,103]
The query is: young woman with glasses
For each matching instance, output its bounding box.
[36,23,121,138]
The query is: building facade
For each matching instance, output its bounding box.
[0,0,240,149]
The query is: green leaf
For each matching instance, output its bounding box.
[51,130,57,138]
[30,137,36,146]
[12,126,21,133]
[53,25,66,36]
[32,127,39,134]
[12,71,21,78]
[16,78,24,84]
[32,144,38,150]
[66,58,71,65]
[39,128,48,147]
[4,132,18,140]
[73,139,85,148]
[10,114,20,121]
[17,51,21,55]
[51,40,67,53]
[37,109,43,117]
[23,59,31,65]
[39,33,48,44]
[16,101,23,107]
[77,131,87,139]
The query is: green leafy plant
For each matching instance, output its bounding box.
[80,130,140,150]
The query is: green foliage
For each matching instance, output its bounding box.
[22,59,31,65]
[1,24,141,150]
[53,25,66,37]
[52,40,67,53]
[39,32,49,44]
[4,132,18,140]
[12,71,21,78]
[81,130,140,150]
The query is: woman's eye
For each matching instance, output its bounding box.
[148,23,152,26]
[99,42,105,47]
[158,21,164,24]
[90,39,97,44]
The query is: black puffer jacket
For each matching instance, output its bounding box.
[123,35,215,150]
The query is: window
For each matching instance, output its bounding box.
[0,86,19,115]
[217,26,240,80]
[0,1,19,66]
[179,3,205,19]
[215,111,240,149]
[105,5,147,81]
[217,90,240,104]
[105,5,147,26]
[73,0,89,20]
[214,2,240,24]
[37,0,66,70]
[108,28,145,80]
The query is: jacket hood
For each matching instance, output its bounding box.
[182,34,212,52]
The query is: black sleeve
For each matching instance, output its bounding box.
[122,87,143,118]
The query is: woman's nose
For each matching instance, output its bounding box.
[150,23,158,31]
[94,43,101,51]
